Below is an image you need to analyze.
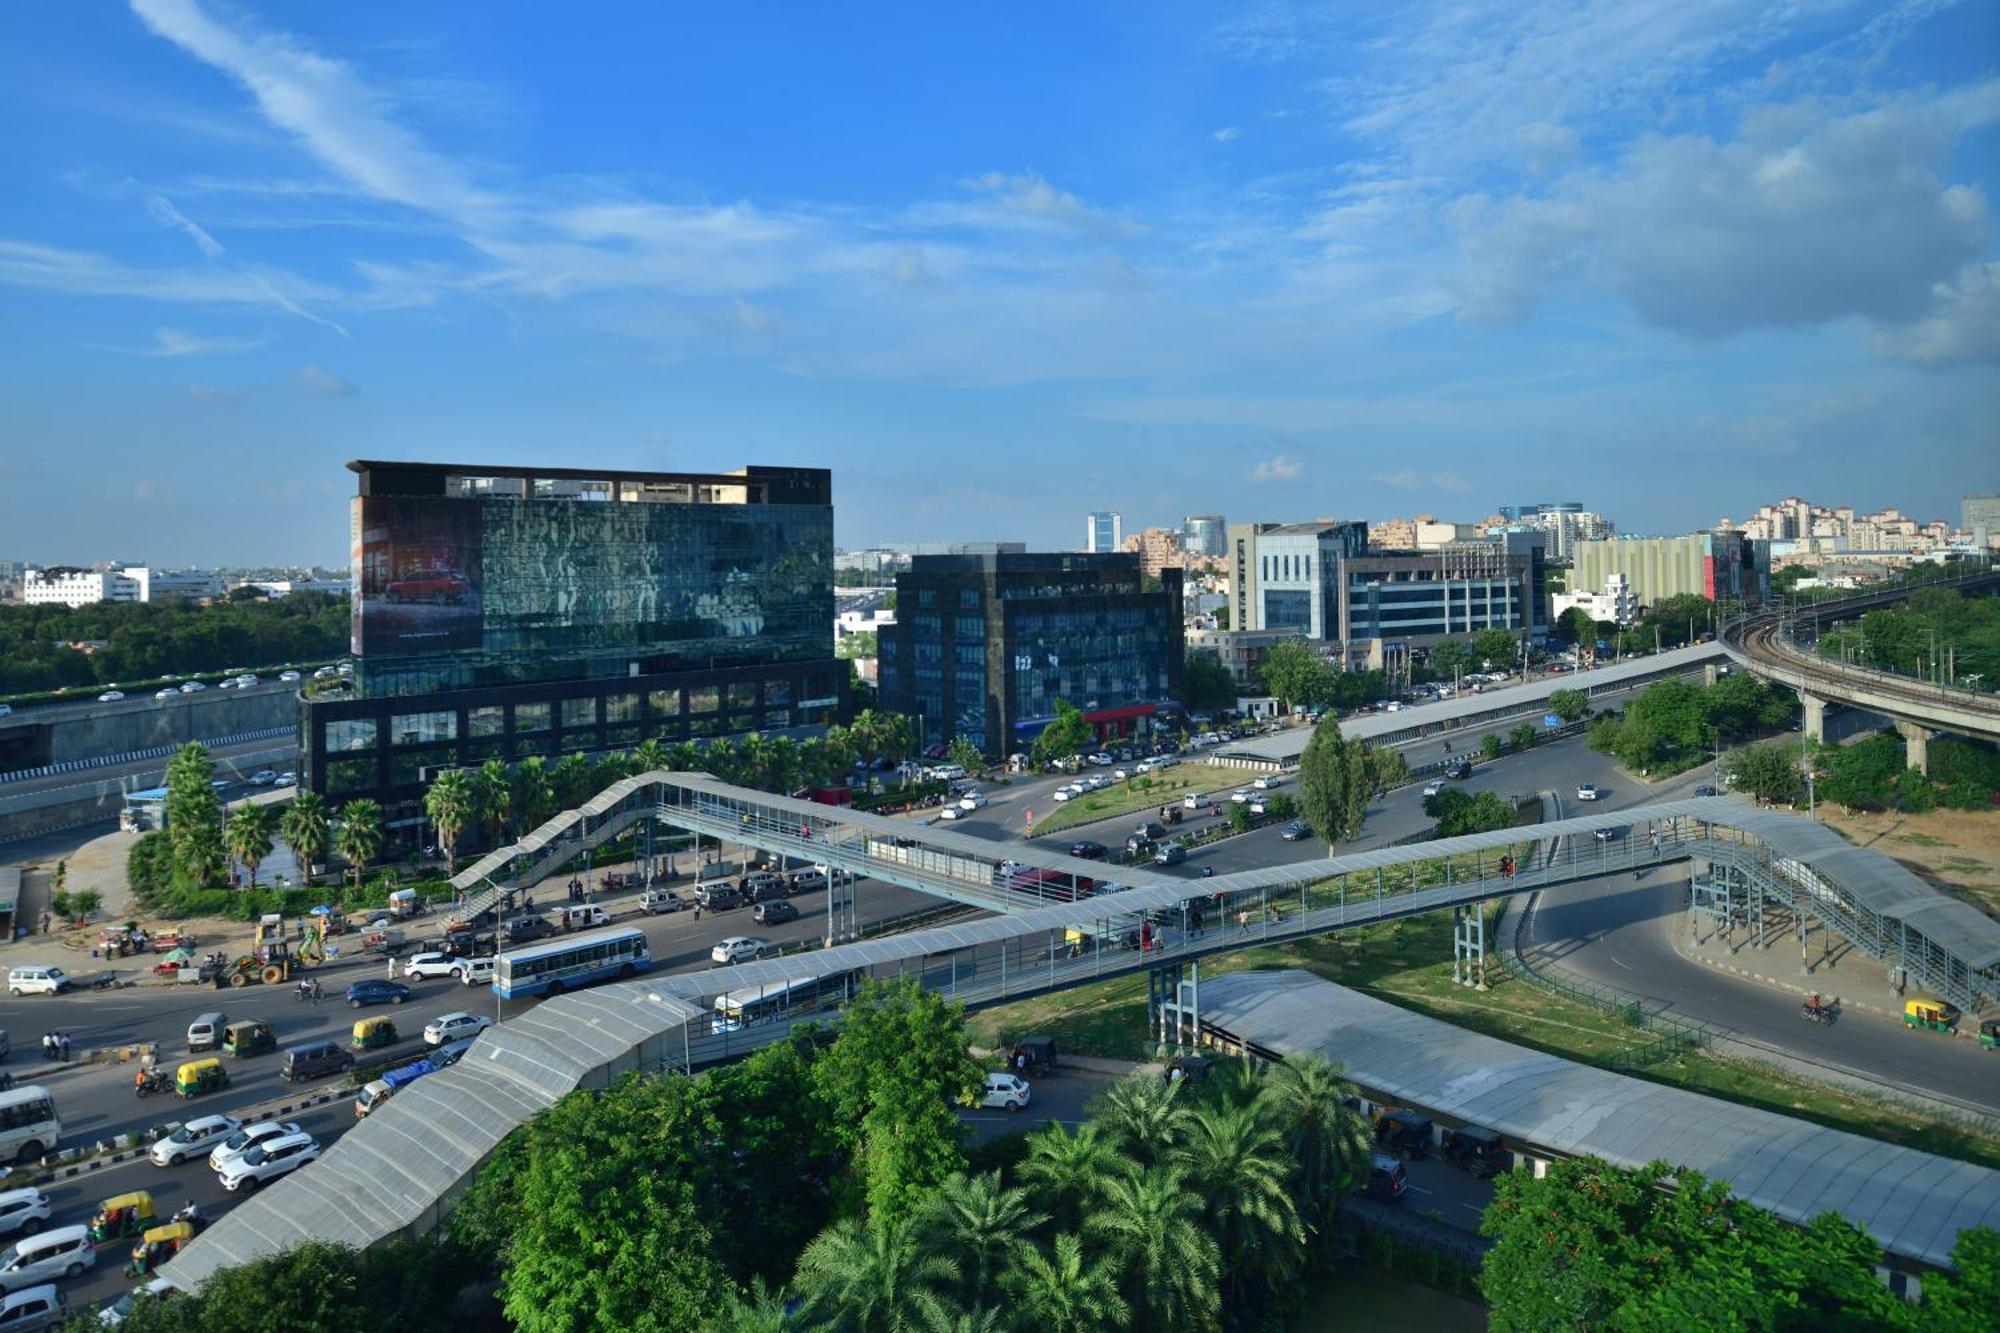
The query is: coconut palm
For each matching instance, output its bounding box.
[763,734,801,793]
[1001,1232,1128,1333]
[224,803,276,890]
[280,791,329,885]
[511,758,555,835]
[1019,1121,1123,1235]
[1089,1074,1192,1168]
[424,769,476,872]
[793,1214,956,1333]
[333,798,383,892]
[917,1171,1045,1309]
[1260,1054,1372,1236]
[708,1277,788,1333]
[631,738,668,776]
[665,740,702,774]
[1174,1102,1306,1305]
[551,753,594,810]
[473,758,511,844]
[1086,1164,1220,1333]
[916,1307,1004,1333]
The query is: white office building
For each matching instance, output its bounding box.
[1553,572,1641,629]
[21,565,222,608]
[1085,511,1123,554]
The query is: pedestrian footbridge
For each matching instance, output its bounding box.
[167,786,2000,1291]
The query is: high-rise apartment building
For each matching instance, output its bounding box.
[1497,503,1613,560]
[301,459,842,826]
[1181,515,1226,557]
[1571,532,1767,607]
[1965,494,2000,548]
[1122,526,1188,578]
[878,552,1183,753]
[1085,511,1123,554]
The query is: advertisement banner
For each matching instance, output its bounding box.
[354,496,485,655]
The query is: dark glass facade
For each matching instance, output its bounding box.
[304,460,841,821]
[879,553,1183,754]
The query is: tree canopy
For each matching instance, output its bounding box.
[0,590,348,695]
[1181,650,1238,712]
[1256,639,1335,711]
[1298,716,1377,855]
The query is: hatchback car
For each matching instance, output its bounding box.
[1050,787,1078,803]
[149,1115,242,1167]
[278,670,302,682]
[0,1191,49,1240]
[249,769,277,786]
[0,1284,64,1331]
[96,691,125,703]
[1575,783,1601,801]
[401,952,458,981]
[277,771,297,786]
[1280,820,1311,841]
[1068,840,1107,861]
[178,681,205,693]
[153,688,179,701]
[209,1121,303,1174]
[424,1012,493,1046]
[218,1132,319,1192]
[345,980,412,1008]
[753,899,799,926]
[710,936,767,965]
[977,1072,1031,1111]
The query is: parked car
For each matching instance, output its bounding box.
[753,899,799,926]
[344,980,412,1008]
[1575,782,1600,801]
[1085,752,1113,767]
[424,1012,492,1046]
[1050,787,1077,803]
[710,936,767,965]
[217,1131,319,1192]
[976,1072,1031,1111]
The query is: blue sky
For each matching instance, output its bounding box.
[1,1,1995,564]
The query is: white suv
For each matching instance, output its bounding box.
[209,1121,302,1174]
[150,1115,243,1167]
[1575,783,1600,802]
[424,1012,492,1046]
[451,956,496,986]
[710,937,766,965]
[0,1190,50,1239]
[402,952,458,981]
[218,1131,319,1192]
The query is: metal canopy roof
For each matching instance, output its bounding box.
[1197,970,2000,1270]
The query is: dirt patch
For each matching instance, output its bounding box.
[1816,808,2000,921]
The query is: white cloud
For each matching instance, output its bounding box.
[295,364,356,396]
[1373,469,1468,493]
[1248,454,1303,482]
[1878,261,2000,368]
[145,195,224,257]
[99,326,262,357]
[1212,127,1242,143]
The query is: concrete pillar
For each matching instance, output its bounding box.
[1895,720,1930,775]
[1799,691,1827,743]
[1703,663,1720,686]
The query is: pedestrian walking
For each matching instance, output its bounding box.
[40,1033,53,1061]
[312,979,322,1005]
[38,911,50,935]
[387,956,397,980]
[693,902,703,923]
[1237,909,1250,934]
[58,1033,71,1062]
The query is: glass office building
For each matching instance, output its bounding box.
[304,460,842,821]
[879,552,1184,754]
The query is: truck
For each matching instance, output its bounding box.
[355,1058,437,1119]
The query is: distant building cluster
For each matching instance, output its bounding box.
[19,564,223,608]
[1717,495,1991,553]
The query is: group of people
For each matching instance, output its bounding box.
[40,1032,73,1061]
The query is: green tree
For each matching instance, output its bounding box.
[1257,640,1333,712]
[918,1171,1044,1310]
[551,753,594,810]
[1225,800,1252,833]
[1297,717,1376,856]
[1031,700,1095,768]
[510,756,556,834]
[1555,606,1599,648]
[1423,788,1517,837]
[1723,743,1802,806]
[111,1237,466,1333]
[1087,1164,1221,1333]
[813,979,984,1226]
[1259,1054,1372,1241]
[1181,650,1237,712]
[1173,1102,1304,1311]
[1548,688,1589,723]
[1019,1122,1122,1236]
[332,799,382,890]
[707,1279,791,1333]
[1818,733,1902,812]
[1704,672,1794,741]
[1923,1226,2000,1328]
[472,757,512,844]
[164,742,225,886]
[839,630,880,659]
[224,802,276,890]
[423,768,477,871]
[1508,722,1537,751]
[1428,638,1476,680]
[699,1034,844,1286]
[1479,732,1504,761]
[1894,766,1938,814]
[1001,1232,1128,1333]
[631,738,668,775]
[946,737,984,773]
[1473,627,1519,671]
[1612,678,1711,772]
[793,1213,956,1333]
[1089,1075,1192,1169]
[280,791,329,885]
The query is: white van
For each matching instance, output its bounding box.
[0,1226,92,1294]
[0,1285,63,1332]
[186,1012,225,1053]
[4,970,68,999]
[452,956,496,986]
[558,904,608,930]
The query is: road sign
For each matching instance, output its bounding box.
[1544,714,1562,728]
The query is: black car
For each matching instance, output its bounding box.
[1280,820,1310,841]
[696,883,744,910]
[753,899,800,925]
[1693,784,1719,797]
[1125,833,1155,856]
[1068,841,1108,861]
[1444,761,1471,780]
[345,980,412,1008]
[502,916,556,944]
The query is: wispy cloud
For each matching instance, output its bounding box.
[1249,454,1303,482]
[1212,126,1242,143]
[94,325,262,357]
[145,195,224,258]
[295,364,356,396]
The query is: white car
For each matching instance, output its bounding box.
[235,675,258,687]
[178,681,205,693]
[1086,752,1113,767]
[977,1072,1032,1111]
[153,688,178,701]
[96,691,125,703]
[711,936,767,965]
[1253,774,1286,790]
[1229,788,1254,803]
[277,771,297,786]
[0,1190,50,1241]
[401,952,458,980]
[938,804,968,820]
[208,1121,302,1174]
[424,1012,492,1046]
[1183,793,1213,810]
[451,956,496,985]
[958,791,988,811]
[149,1115,243,1167]
[1422,781,1446,798]
[1576,783,1601,802]
[218,1131,319,1192]
[1051,787,1077,803]
[278,670,302,682]
[313,666,338,680]
[249,769,278,786]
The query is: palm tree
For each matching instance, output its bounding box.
[632,738,668,776]
[793,1214,956,1333]
[592,751,633,792]
[551,753,593,810]
[280,791,329,885]
[916,1307,1004,1333]
[707,1277,788,1333]
[1260,1054,1372,1237]
[704,737,741,785]
[1089,1074,1191,1168]
[1086,1165,1220,1333]
[1019,1122,1122,1235]
[511,758,555,835]
[1174,1102,1305,1306]
[763,734,800,793]
[424,769,476,872]
[1002,1233,1128,1333]
[665,740,702,774]
[473,758,511,844]
[333,799,383,892]
[917,1172,1045,1309]
[224,803,276,890]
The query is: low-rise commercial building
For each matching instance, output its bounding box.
[1571,532,1768,608]
[1553,572,1640,629]
[1186,627,1304,690]
[879,552,1183,753]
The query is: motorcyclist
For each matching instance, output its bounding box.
[174,1201,203,1228]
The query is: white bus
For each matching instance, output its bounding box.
[0,1087,60,1164]
[493,925,651,1000]
[711,969,863,1035]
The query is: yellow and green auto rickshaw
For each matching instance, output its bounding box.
[173,1058,229,1099]
[125,1222,196,1278]
[88,1191,154,1244]
[1979,1018,1999,1052]
[221,1020,276,1058]
[1904,998,1960,1034]
[351,1017,398,1051]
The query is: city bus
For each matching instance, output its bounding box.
[0,1086,60,1164]
[711,969,864,1035]
[493,925,652,1001]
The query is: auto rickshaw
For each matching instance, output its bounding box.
[1904,998,1960,1034]
[125,1222,196,1278]
[1163,1054,1212,1086]
[221,1020,276,1058]
[88,1191,155,1243]
[352,1017,398,1051]
[1441,1126,1508,1178]
[1374,1108,1436,1159]
[174,1058,229,1099]
[1980,1018,1999,1052]
[1009,1036,1058,1077]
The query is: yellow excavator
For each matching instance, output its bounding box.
[212,915,325,989]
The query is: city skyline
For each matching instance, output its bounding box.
[1,1,1996,564]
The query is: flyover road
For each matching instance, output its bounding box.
[0,739,294,844]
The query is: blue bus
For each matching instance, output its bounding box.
[493,925,652,1000]
[711,968,864,1035]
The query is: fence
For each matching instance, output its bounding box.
[0,726,294,786]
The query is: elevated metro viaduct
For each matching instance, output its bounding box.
[166,773,2000,1290]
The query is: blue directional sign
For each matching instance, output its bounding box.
[1544,714,1563,728]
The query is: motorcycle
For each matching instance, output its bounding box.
[1800,994,1839,1026]
[134,1069,170,1099]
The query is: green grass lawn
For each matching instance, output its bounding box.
[1031,767,1241,835]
